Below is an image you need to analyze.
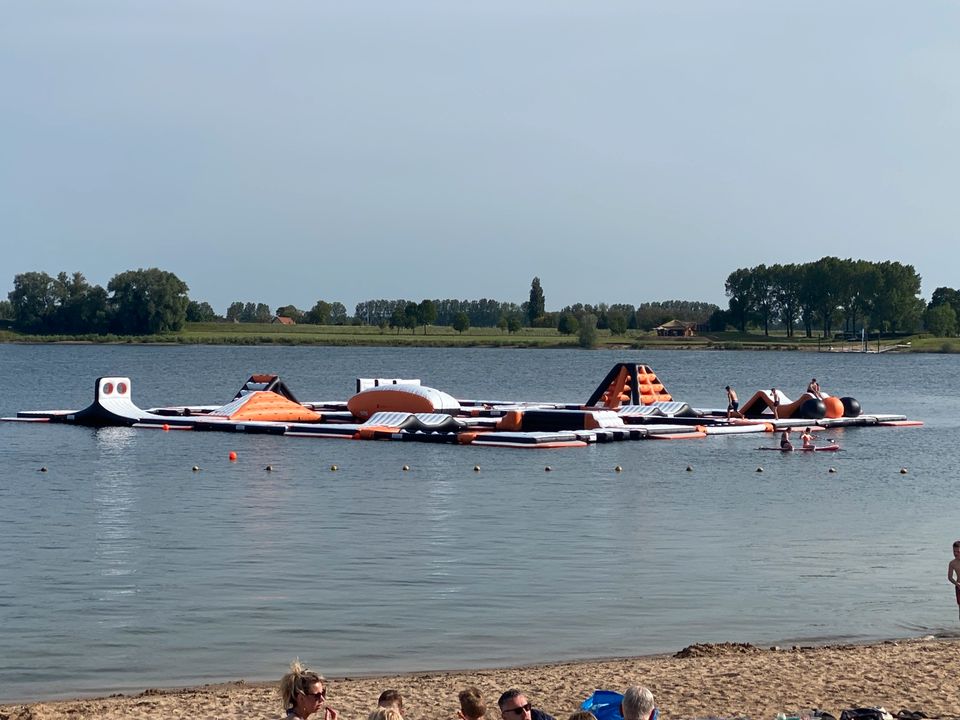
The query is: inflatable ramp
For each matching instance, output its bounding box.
[585,363,672,409]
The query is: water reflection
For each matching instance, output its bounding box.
[93,428,141,616]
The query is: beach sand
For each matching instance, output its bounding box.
[3,638,959,720]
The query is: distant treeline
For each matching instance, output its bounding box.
[3,262,957,337]
[719,257,958,337]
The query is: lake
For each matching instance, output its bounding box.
[1,344,957,703]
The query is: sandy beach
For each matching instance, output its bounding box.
[3,637,959,720]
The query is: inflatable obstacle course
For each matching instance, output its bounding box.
[3,364,920,449]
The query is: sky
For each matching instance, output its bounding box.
[1,1,957,316]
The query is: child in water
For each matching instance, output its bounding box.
[949,540,960,621]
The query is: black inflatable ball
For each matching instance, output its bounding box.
[840,396,862,417]
[795,398,827,420]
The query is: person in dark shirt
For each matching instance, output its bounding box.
[498,689,556,720]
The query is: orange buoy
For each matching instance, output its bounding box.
[163,424,170,431]
[229,451,237,462]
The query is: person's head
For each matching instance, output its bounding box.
[953,540,960,556]
[725,386,730,391]
[280,659,327,718]
[621,685,655,720]
[498,689,532,720]
[812,378,817,383]
[379,689,404,711]
[569,712,597,720]
[459,687,487,720]
[805,427,811,433]
[369,709,404,720]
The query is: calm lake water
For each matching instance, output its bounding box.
[1,344,958,703]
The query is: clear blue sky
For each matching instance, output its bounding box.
[2,2,957,315]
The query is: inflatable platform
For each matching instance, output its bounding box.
[3,363,921,449]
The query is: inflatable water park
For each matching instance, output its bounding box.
[3,363,922,449]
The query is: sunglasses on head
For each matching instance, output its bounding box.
[505,703,532,716]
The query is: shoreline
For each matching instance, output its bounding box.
[5,636,960,720]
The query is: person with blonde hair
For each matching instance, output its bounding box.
[458,687,487,720]
[279,659,339,720]
[369,708,405,720]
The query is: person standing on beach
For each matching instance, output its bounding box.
[498,689,556,720]
[620,685,657,720]
[948,540,960,620]
[280,660,339,720]
[725,386,743,420]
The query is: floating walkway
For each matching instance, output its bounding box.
[3,364,921,449]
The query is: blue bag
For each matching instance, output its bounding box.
[581,691,624,720]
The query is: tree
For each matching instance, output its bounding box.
[275,305,304,323]
[403,302,418,333]
[186,300,218,322]
[496,316,508,333]
[108,268,189,334]
[453,312,470,334]
[578,313,598,348]
[0,299,12,319]
[929,287,960,320]
[330,302,348,325]
[9,271,56,333]
[305,301,331,325]
[389,306,406,334]
[417,299,437,334]
[557,313,580,335]
[607,312,628,336]
[527,277,545,325]
[924,303,957,337]
[224,302,242,322]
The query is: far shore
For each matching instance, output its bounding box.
[0,323,942,353]
[4,636,960,720]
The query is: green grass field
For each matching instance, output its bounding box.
[0,321,948,351]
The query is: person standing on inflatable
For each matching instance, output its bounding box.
[771,388,781,420]
[725,386,743,420]
[948,540,960,621]
[807,378,823,400]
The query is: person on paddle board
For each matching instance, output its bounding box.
[800,427,814,449]
[779,427,793,450]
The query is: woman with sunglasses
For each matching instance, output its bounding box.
[280,659,340,720]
